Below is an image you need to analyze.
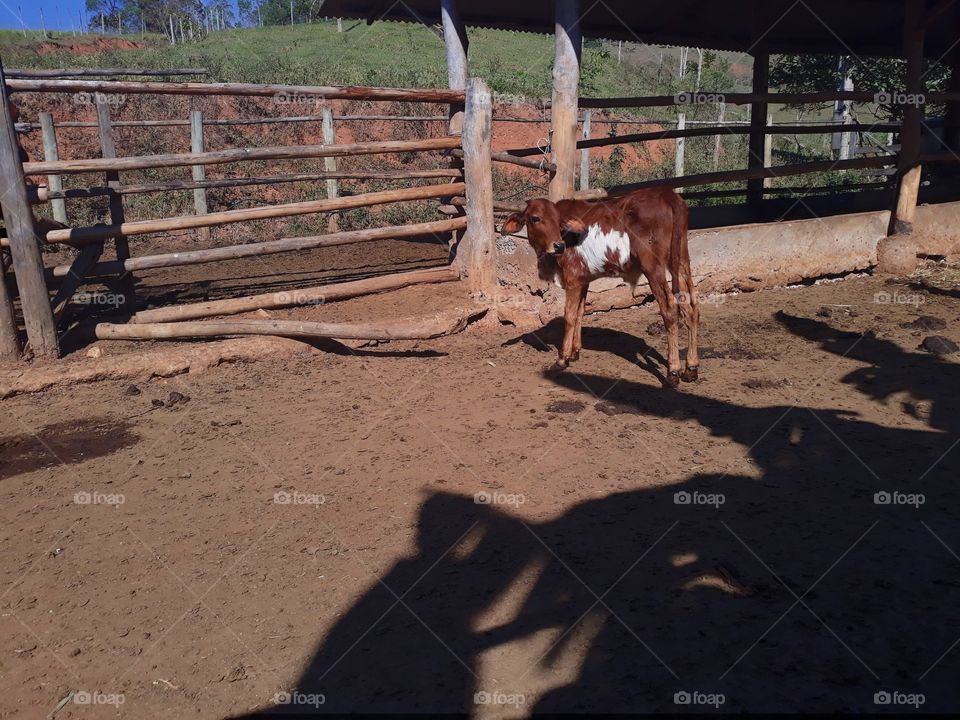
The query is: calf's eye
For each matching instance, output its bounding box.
[529,215,541,224]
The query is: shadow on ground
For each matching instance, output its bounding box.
[235,314,960,715]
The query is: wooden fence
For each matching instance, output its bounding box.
[0,69,499,360]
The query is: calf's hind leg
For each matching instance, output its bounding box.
[676,264,700,382]
[646,269,682,387]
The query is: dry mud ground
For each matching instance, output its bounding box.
[2,272,960,717]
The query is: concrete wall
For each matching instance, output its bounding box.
[493,200,960,325]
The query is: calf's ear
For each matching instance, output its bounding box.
[501,213,526,234]
[561,217,587,234]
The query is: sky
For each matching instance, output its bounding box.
[0,0,239,33]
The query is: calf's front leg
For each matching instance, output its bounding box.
[552,283,586,371]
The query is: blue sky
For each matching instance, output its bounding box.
[0,0,239,33]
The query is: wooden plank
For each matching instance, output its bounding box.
[23,136,464,175]
[132,266,458,323]
[38,113,67,224]
[95,312,472,342]
[575,91,894,109]
[44,182,466,244]
[458,78,496,295]
[549,0,581,201]
[48,218,468,277]
[321,108,339,233]
[0,63,58,358]
[6,78,465,104]
[31,169,463,201]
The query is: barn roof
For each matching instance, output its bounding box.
[323,0,957,59]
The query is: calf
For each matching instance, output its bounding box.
[502,188,699,386]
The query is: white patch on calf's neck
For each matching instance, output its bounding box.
[574,224,630,275]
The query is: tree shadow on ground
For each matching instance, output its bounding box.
[235,314,960,716]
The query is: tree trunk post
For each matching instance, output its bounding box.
[458,78,495,296]
[675,112,686,178]
[190,110,211,243]
[39,112,68,224]
[0,63,58,358]
[880,0,927,274]
[0,255,21,360]
[549,0,581,201]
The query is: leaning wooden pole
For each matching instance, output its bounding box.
[0,62,58,358]
[458,78,496,296]
[548,0,582,201]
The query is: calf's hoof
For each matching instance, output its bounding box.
[569,350,580,362]
[665,371,681,388]
[681,366,699,383]
[547,359,570,373]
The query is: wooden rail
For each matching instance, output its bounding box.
[5,78,465,104]
[30,170,462,202]
[5,68,208,78]
[44,182,466,244]
[572,157,896,200]
[47,218,468,277]
[23,136,463,175]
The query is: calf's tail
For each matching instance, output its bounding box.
[669,191,688,296]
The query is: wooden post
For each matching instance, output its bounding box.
[0,257,21,359]
[549,0,581,201]
[96,101,135,313]
[762,112,774,188]
[0,64,58,358]
[321,108,339,233]
[39,112,67,224]
[579,110,592,191]
[190,111,208,216]
[889,0,926,236]
[747,2,770,213]
[713,101,726,169]
[458,78,495,296]
[675,112,686,178]
[441,0,469,136]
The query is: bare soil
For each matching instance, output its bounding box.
[3,269,960,717]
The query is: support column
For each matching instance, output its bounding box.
[579,109,591,191]
[549,0,581,201]
[39,112,67,224]
[458,78,495,296]
[321,108,339,232]
[441,0,469,136]
[746,3,770,214]
[0,64,58,358]
[880,0,926,274]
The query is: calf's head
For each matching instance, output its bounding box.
[501,199,587,261]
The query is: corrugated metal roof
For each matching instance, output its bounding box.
[323,0,957,58]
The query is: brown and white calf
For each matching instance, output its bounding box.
[502,188,700,386]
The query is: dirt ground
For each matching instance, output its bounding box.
[2,270,960,717]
